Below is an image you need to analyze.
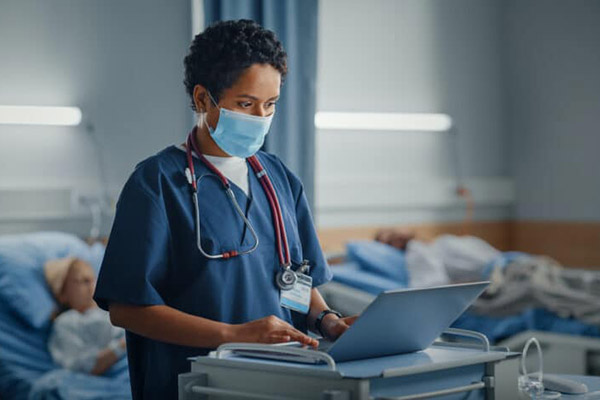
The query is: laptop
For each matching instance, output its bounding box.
[321,281,489,362]
[231,281,489,363]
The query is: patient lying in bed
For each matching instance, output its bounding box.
[45,258,126,375]
[374,229,600,325]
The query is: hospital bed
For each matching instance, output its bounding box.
[0,231,131,400]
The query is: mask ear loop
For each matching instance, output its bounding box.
[200,91,220,134]
[206,91,219,109]
[196,109,207,129]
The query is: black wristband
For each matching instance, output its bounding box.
[315,309,342,338]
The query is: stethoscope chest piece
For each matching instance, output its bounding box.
[276,268,297,291]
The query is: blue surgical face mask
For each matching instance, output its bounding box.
[204,92,274,158]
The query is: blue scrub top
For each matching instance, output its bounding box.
[94,146,332,399]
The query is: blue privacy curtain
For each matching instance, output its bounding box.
[203,0,319,207]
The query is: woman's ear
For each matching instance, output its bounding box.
[193,84,209,113]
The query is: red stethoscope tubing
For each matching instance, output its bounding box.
[248,156,291,266]
[186,131,291,267]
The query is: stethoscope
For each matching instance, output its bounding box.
[184,130,299,290]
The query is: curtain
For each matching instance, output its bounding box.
[203,0,319,207]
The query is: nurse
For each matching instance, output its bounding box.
[94,19,354,399]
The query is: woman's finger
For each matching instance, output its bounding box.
[271,327,310,342]
[263,321,318,347]
[267,334,291,343]
[285,330,318,348]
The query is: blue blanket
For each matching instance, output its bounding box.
[28,360,130,400]
[452,308,600,344]
[330,262,400,294]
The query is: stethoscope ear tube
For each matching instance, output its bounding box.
[224,187,260,255]
[190,176,259,260]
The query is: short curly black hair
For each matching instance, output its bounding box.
[184,19,288,111]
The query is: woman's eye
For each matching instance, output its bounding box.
[266,102,276,108]
[238,102,252,108]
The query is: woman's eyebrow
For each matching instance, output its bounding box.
[237,94,280,101]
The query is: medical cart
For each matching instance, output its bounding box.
[179,329,519,399]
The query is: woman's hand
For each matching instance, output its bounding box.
[229,315,318,348]
[321,315,358,341]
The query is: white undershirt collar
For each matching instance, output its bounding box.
[176,144,250,196]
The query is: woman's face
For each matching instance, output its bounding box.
[195,63,281,129]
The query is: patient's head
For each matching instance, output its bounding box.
[57,259,97,313]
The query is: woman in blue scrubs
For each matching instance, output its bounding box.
[94,19,355,399]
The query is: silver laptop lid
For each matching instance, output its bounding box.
[327,281,489,362]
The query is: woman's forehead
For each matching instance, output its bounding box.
[224,63,281,99]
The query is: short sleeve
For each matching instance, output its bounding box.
[94,174,170,311]
[294,186,333,287]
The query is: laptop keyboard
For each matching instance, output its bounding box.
[318,340,334,352]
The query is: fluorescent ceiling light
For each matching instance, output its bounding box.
[315,112,452,132]
[0,105,82,126]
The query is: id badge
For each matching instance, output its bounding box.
[280,273,312,314]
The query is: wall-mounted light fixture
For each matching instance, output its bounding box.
[315,110,473,226]
[0,105,82,126]
[314,112,452,132]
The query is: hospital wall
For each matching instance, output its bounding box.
[504,0,600,221]
[0,0,191,236]
[503,0,600,266]
[314,0,514,228]
[315,0,600,228]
